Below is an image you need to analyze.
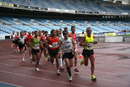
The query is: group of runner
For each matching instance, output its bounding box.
[11,26,97,81]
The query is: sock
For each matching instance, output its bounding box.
[23,53,25,59]
[36,60,39,67]
[25,47,26,51]
[67,67,71,76]
[59,58,63,67]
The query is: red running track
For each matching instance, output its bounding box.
[0,40,130,87]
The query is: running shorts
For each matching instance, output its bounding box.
[82,49,94,57]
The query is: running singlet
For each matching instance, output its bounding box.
[70,33,77,43]
[49,36,59,50]
[40,35,44,41]
[31,37,40,49]
[12,34,15,40]
[44,35,48,40]
[62,37,73,53]
[19,36,25,44]
[84,34,94,50]
[26,35,33,43]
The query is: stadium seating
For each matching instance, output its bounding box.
[0,0,130,13]
[0,17,130,34]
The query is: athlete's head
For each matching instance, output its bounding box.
[17,32,19,36]
[86,27,92,35]
[64,27,68,32]
[56,29,60,36]
[63,31,68,39]
[71,26,75,33]
[34,31,38,37]
[12,31,15,34]
[39,30,42,36]
[42,30,44,35]
[20,31,24,36]
[51,29,56,37]
[32,31,34,35]
[45,31,48,36]
[28,32,31,36]
[59,29,62,33]
[24,30,27,34]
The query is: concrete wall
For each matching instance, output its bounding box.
[105,36,123,42]
[95,36,130,43]
[0,34,11,40]
[124,36,130,42]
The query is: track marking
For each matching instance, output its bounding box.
[0,63,130,85]
[0,70,88,87]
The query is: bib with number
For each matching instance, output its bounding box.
[52,42,58,48]
[34,44,39,49]
[87,42,93,50]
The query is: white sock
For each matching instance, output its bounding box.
[23,53,25,59]
[59,58,63,67]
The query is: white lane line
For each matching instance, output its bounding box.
[0,63,130,85]
[0,70,88,87]
[0,81,23,87]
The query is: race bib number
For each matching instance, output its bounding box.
[34,44,39,49]
[87,43,93,50]
[52,42,58,48]
[64,44,71,49]
[20,39,24,44]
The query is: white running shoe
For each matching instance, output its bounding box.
[22,58,25,62]
[30,56,32,59]
[57,70,60,76]
[69,76,72,81]
[35,67,40,71]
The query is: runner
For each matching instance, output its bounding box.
[18,31,26,62]
[47,29,60,75]
[32,31,35,37]
[14,32,20,53]
[43,31,50,61]
[69,26,79,72]
[61,31,75,81]
[29,31,43,71]
[11,31,16,52]
[79,27,98,81]
[39,30,45,59]
[24,30,28,53]
[56,29,64,71]
[26,32,33,59]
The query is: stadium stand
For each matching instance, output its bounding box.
[0,0,130,13]
[0,17,130,34]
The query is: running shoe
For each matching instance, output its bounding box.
[30,56,32,59]
[57,70,60,76]
[69,76,72,81]
[60,67,64,71]
[30,58,33,64]
[80,59,84,66]
[74,67,79,72]
[22,58,25,62]
[35,67,40,71]
[91,75,96,81]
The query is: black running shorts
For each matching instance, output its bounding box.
[31,49,40,55]
[63,52,74,59]
[48,48,59,57]
[82,49,94,57]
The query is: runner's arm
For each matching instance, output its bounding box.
[79,36,89,47]
[93,36,98,44]
[46,37,51,48]
[28,38,34,49]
